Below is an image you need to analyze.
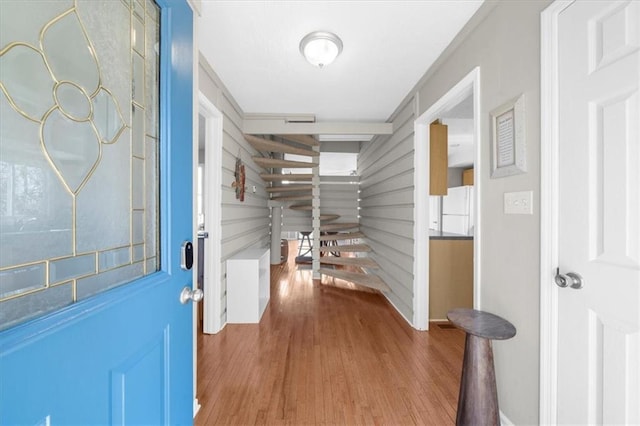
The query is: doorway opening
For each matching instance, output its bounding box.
[413,67,481,330]
[195,93,223,335]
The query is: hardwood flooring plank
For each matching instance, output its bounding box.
[195,241,465,426]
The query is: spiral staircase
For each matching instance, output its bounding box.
[245,134,389,293]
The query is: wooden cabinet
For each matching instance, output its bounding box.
[430,121,448,195]
[462,168,474,186]
[429,239,473,320]
[226,247,270,323]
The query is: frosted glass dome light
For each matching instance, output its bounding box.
[299,31,343,68]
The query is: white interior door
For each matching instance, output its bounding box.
[557,1,640,423]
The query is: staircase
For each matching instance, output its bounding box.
[245,134,389,293]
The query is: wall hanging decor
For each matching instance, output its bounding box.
[232,156,246,201]
[490,93,526,178]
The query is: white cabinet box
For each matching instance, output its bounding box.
[226,248,270,323]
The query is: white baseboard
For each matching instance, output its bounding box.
[500,410,514,426]
[193,398,201,418]
[382,293,415,328]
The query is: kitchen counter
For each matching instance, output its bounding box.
[429,230,473,240]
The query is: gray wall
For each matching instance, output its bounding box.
[360,1,552,423]
[359,99,416,322]
[198,54,270,325]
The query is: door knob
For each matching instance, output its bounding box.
[555,268,584,289]
[180,286,204,304]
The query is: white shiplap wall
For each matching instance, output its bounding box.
[358,100,416,322]
[281,176,359,235]
[282,205,312,234]
[198,55,270,326]
[319,179,359,223]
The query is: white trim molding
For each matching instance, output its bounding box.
[500,409,514,426]
[539,1,574,424]
[413,119,429,330]
[243,118,393,135]
[192,15,200,416]
[198,92,224,335]
[193,398,201,418]
[187,0,202,16]
[413,67,481,330]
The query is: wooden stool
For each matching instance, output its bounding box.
[447,308,516,426]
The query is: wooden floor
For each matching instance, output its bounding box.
[195,243,465,425]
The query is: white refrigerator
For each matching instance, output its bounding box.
[441,186,474,235]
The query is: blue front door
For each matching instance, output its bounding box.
[0,1,194,424]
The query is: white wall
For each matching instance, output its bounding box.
[198,54,270,326]
[362,0,552,423]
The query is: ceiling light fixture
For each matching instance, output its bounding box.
[299,31,343,68]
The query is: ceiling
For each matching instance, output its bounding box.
[198,1,484,123]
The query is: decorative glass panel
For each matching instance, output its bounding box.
[0,282,73,329]
[132,104,145,157]
[132,15,144,55]
[0,263,46,299]
[132,52,144,105]
[99,247,132,272]
[132,244,144,263]
[133,0,145,20]
[76,262,144,301]
[49,254,96,284]
[0,0,161,330]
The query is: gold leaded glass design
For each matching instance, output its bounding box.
[0,0,160,330]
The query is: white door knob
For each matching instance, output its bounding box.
[180,286,204,304]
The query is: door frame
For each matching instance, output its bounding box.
[196,92,223,334]
[539,1,573,424]
[413,67,481,330]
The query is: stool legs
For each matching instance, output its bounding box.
[320,231,340,257]
[456,334,500,426]
[297,232,312,256]
[329,239,340,257]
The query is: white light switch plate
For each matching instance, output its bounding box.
[504,191,533,214]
